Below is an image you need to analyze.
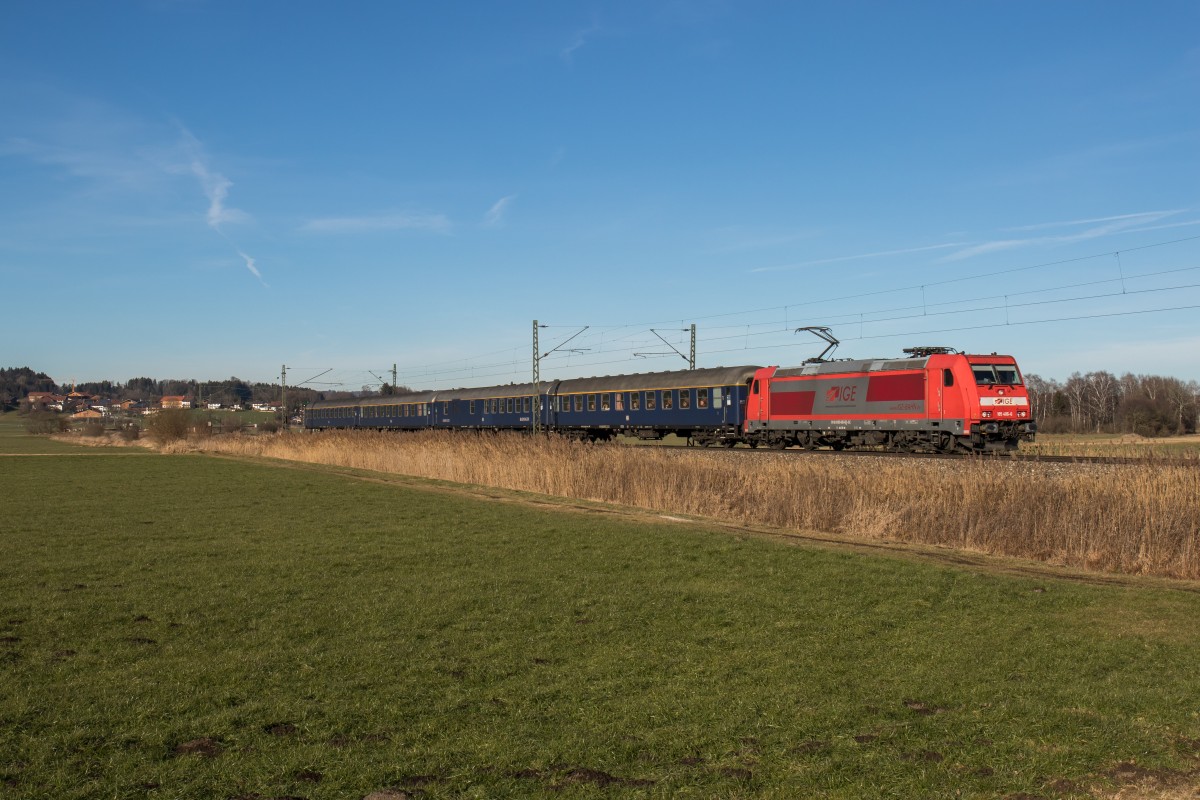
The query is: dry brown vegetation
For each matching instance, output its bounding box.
[174,430,1200,580]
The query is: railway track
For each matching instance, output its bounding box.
[678,443,1197,467]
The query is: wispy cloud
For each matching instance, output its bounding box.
[941,209,1184,262]
[750,242,966,274]
[176,125,265,286]
[562,20,601,61]
[1002,209,1180,233]
[483,195,516,228]
[235,249,263,282]
[1,88,266,285]
[0,91,169,190]
[301,212,451,234]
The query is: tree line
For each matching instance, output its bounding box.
[0,368,323,413]
[1025,372,1198,436]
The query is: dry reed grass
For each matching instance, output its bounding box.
[174,430,1200,580]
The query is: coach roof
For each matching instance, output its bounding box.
[555,366,761,394]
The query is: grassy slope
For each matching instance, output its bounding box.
[1,424,1199,798]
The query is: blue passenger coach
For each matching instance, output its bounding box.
[303,366,760,446]
[548,366,759,445]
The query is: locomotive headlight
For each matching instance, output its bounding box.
[981,411,992,418]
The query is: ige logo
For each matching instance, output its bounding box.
[825,385,857,403]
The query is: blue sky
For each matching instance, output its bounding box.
[3,1,1199,390]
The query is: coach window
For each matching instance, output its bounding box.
[523,397,531,413]
[574,395,584,412]
[588,394,597,412]
[601,393,611,411]
[943,369,954,387]
[630,392,640,410]
[697,388,709,409]
[615,393,624,412]
[646,391,656,410]
[664,390,674,410]
[680,390,691,409]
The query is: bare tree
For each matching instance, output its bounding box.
[1024,374,1061,425]
[1085,371,1120,432]
[1062,372,1090,432]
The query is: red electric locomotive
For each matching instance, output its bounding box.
[743,346,1035,452]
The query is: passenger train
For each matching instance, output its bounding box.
[304,346,1036,452]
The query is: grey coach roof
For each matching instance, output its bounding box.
[310,366,762,409]
[555,366,761,394]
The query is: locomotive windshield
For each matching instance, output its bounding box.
[972,364,1022,386]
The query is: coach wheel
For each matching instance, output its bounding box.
[830,441,846,451]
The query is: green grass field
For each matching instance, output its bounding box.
[2,414,1199,798]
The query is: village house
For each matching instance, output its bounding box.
[25,392,65,407]
[160,395,192,409]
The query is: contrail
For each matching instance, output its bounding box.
[179,126,266,287]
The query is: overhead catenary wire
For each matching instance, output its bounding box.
[302,232,1200,390]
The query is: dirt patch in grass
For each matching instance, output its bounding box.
[507,765,655,789]
[173,738,222,758]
